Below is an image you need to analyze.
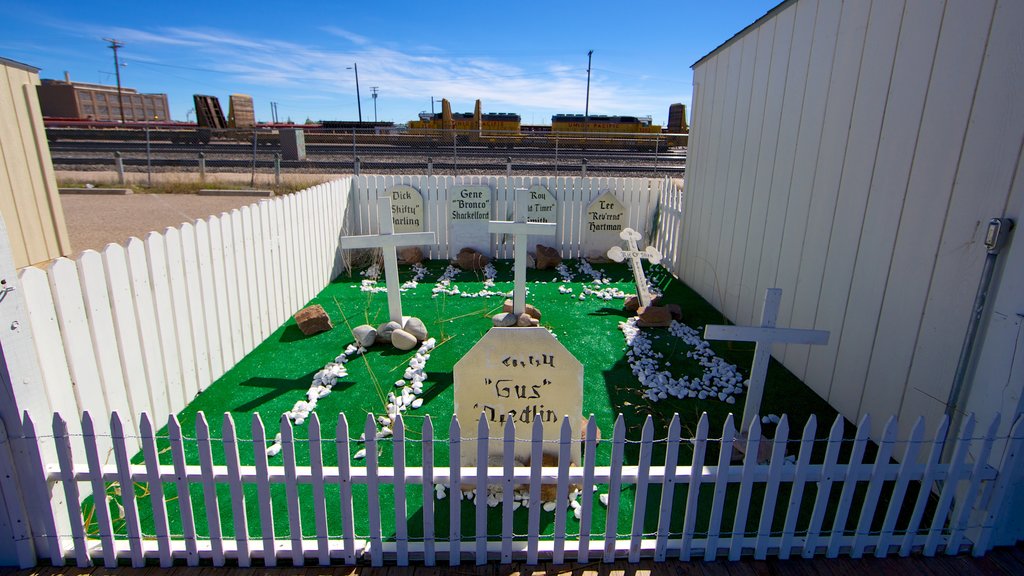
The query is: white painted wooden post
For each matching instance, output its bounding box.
[875,417,926,557]
[527,417,543,565]
[852,416,898,558]
[703,288,829,433]
[167,415,199,566]
[488,188,556,315]
[730,418,761,560]
[251,414,276,566]
[500,418,515,564]
[139,413,171,567]
[654,414,680,561]
[803,415,847,558]
[281,416,303,566]
[420,415,436,566]
[110,412,144,567]
[449,416,462,566]
[475,415,488,565]
[308,414,330,566]
[578,416,598,563]
[393,414,409,566]
[704,414,735,561]
[900,417,951,557]
[628,416,654,562]
[779,416,817,560]
[607,228,662,308]
[335,413,356,565]
[195,412,225,566]
[221,414,250,567]
[826,414,871,558]
[754,415,789,560]
[51,414,89,567]
[603,415,625,563]
[0,418,34,568]
[364,414,383,566]
[553,416,573,564]
[339,195,436,323]
[679,412,708,561]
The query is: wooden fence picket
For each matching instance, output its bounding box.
[578,416,598,563]
[875,417,926,557]
[51,413,89,567]
[629,415,654,562]
[654,414,681,561]
[852,416,898,558]
[365,414,383,567]
[826,415,872,558]
[308,413,330,565]
[779,415,817,559]
[680,412,708,561]
[554,416,573,564]
[947,415,1000,553]
[144,232,186,414]
[755,416,789,559]
[138,413,171,567]
[604,414,626,563]
[705,414,736,561]
[222,414,250,567]
[251,414,276,566]
[730,418,761,560]
[81,412,116,567]
[475,415,488,565]
[900,416,950,557]
[162,227,199,403]
[421,415,436,566]
[167,416,199,566]
[336,414,356,565]
[449,416,463,566]
[195,412,225,566]
[393,415,409,566]
[501,418,515,564]
[924,414,977,556]
[803,415,846,558]
[110,412,144,567]
[280,415,303,565]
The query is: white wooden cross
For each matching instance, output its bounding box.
[488,188,556,315]
[339,195,436,323]
[703,288,830,433]
[607,228,662,308]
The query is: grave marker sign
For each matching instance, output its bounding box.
[703,288,830,433]
[583,191,627,259]
[526,184,557,223]
[448,185,492,255]
[388,184,424,232]
[454,327,583,466]
[339,195,436,323]
[489,188,556,315]
[607,227,662,308]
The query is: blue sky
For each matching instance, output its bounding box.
[2,1,779,125]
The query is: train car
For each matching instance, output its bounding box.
[408,99,521,146]
[550,113,664,150]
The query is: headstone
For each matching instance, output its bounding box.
[339,195,436,323]
[607,228,662,308]
[583,191,627,259]
[454,327,583,466]
[703,288,830,434]
[449,185,492,255]
[489,188,556,315]
[526,184,557,223]
[388,184,424,232]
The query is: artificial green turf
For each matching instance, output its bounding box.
[86,259,911,546]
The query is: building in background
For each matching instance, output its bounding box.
[0,57,72,268]
[36,73,170,121]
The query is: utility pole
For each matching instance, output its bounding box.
[270,101,278,123]
[347,63,362,122]
[584,49,593,132]
[103,38,126,123]
[371,86,379,122]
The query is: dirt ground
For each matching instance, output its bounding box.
[59,193,268,254]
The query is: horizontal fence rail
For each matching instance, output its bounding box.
[349,175,667,261]
[15,409,1021,568]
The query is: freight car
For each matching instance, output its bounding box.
[407,99,521,146]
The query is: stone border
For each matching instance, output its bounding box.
[58,187,133,195]
[197,189,274,197]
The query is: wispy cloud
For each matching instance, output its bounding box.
[36,18,684,120]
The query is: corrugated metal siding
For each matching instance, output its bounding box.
[683,0,1024,440]
[0,61,71,268]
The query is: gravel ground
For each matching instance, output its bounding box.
[60,193,265,254]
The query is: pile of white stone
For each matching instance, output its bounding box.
[620,317,746,404]
[433,483,604,518]
[352,316,430,352]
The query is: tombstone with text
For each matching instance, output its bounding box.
[526,184,557,223]
[454,327,583,466]
[583,191,627,260]
[448,185,492,255]
[388,184,424,232]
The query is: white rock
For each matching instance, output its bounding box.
[353,448,366,460]
[542,501,557,513]
[599,494,610,507]
[266,443,281,457]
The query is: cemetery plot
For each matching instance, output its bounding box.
[89,259,845,546]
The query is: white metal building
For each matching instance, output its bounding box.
[682,0,1024,542]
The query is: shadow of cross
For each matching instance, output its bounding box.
[703,288,830,434]
[488,188,556,315]
[339,194,436,323]
[607,227,662,308]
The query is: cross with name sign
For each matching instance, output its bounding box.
[704,288,830,434]
[489,188,556,315]
[339,195,436,323]
[607,228,662,308]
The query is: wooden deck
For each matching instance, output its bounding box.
[4,545,1024,576]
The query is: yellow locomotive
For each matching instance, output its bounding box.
[408,99,521,146]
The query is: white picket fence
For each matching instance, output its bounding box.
[5,408,1018,568]
[349,175,667,260]
[652,179,685,276]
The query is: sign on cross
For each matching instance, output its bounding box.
[703,288,830,433]
[607,228,662,308]
[339,195,436,323]
[488,188,556,316]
